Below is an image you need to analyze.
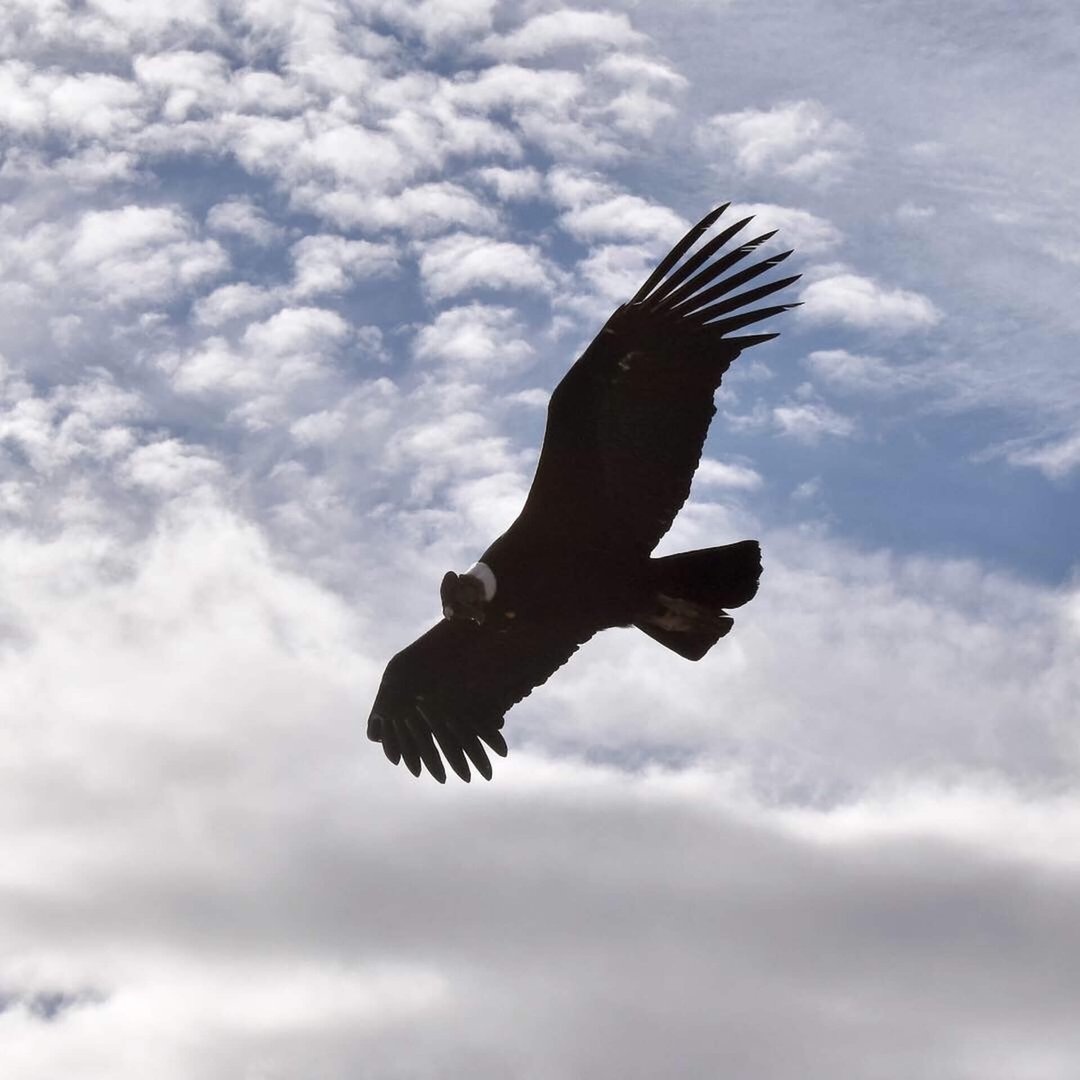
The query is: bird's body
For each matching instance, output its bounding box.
[368,204,799,782]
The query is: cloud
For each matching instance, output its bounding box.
[805,348,920,393]
[8,0,223,55]
[0,62,145,140]
[546,517,1079,800]
[547,166,612,209]
[384,405,523,507]
[303,182,501,235]
[289,235,399,298]
[448,64,585,113]
[694,458,764,490]
[504,387,549,409]
[413,304,534,376]
[242,306,351,361]
[288,407,349,448]
[799,272,942,332]
[792,475,823,501]
[773,400,856,442]
[557,191,685,244]
[482,9,645,59]
[0,0,679,254]
[574,243,658,304]
[134,49,231,120]
[545,168,687,242]
[698,100,858,183]
[205,198,286,247]
[595,53,688,89]
[604,87,678,138]
[2,494,1079,1080]
[0,144,140,189]
[897,201,938,223]
[473,166,543,201]
[417,233,558,300]
[229,69,310,116]
[120,438,224,494]
[2,485,1077,1080]
[6,204,229,310]
[164,307,351,406]
[0,363,143,474]
[727,202,842,254]
[295,122,418,193]
[376,0,498,48]
[1004,432,1080,479]
[191,282,281,328]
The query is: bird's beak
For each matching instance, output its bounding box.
[459,599,485,625]
[441,573,486,625]
[443,602,484,624]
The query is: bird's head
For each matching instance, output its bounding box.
[440,570,488,625]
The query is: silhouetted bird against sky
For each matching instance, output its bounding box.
[367,205,800,782]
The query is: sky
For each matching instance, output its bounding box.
[1,0,1079,1076]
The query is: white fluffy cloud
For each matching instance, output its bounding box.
[694,457,764,490]
[805,348,921,393]
[551,516,1079,797]
[473,165,544,201]
[6,205,228,309]
[377,0,498,47]
[482,9,645,59]
[699,100,859,183]
[595,53,688,89]
[727,202,842,254]
[205,198,286,247]
[413,303,534,375]
[289,234,399,298]
[799,271,942,332]
[0,61,145,140]
[1004,431,1080,479]
[192,282,281,328]
[0,362,142,474]
[121,438,224,494]
[134,49,232,120]
[575,242,657,304]
[556,189,685,244]
[309,182,502,236]
[773,400,856,441]
[2,495,1078,1078]
[417,233,558,300]
[547,167,686,244]
[163,305,352,419]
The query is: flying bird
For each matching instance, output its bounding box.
[367,204,799,782]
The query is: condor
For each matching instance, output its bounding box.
[367,205,799,782]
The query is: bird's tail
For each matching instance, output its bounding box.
[633,540,762,661]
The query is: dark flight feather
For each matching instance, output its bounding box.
[629,204,729,304]
[645,217,756,307]
[368,617,595,782]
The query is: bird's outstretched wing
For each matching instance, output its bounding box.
[367,617,597,782]
[517,205,799,556]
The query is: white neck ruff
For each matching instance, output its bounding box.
[465,561,497,601]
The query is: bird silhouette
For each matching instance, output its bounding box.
[367,205,799,781]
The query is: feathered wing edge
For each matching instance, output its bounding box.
[628,203,801,346]
[368,690,509,784]
[367,620,594,784]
